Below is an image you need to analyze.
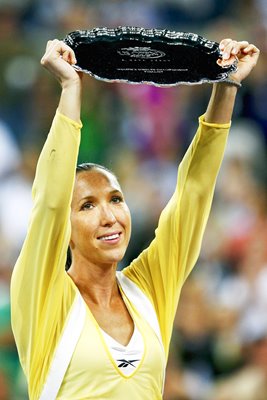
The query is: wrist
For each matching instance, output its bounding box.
[206,82,237,123]
[61,77,82,91]
[219,78,242,88]
[213,81,239,95]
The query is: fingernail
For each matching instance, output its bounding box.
[223,52,229,59]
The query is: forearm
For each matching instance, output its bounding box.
[204,82,238,124]
[58,79,82,123]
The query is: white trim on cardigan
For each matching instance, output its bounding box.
[39,294,86,400]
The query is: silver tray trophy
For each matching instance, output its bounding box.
[63,27,237,87]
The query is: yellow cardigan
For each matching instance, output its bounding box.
[11,110,230,399]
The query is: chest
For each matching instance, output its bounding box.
[87,299,134,346]
[57,301,165,399]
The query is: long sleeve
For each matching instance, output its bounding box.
[10,111,82,397]
[123,115,231,357]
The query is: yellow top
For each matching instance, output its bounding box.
[57,281,165,399]
[10,110,230,399]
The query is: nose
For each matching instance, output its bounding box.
[99,204,116,226]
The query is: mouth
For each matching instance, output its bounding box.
[97,232,122,243]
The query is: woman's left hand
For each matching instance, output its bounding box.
[217,39,260,84]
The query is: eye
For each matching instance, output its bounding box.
[81,202,94,210]
[111,195,123,204]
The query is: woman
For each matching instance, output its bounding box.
[11,38,259,399]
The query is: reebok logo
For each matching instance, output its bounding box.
[117,359,140,368]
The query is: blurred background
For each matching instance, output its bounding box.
[0,0,267,399]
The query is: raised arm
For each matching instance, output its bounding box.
[11,41,83,383]
[205,39,260,123]
[124,39,260,355]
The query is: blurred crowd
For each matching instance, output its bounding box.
[0,0,267,399]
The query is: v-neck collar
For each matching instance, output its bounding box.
[83,285,147,379]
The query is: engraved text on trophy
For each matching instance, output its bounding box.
[117,47,166,59]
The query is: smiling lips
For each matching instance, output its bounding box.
[97,233,121,242]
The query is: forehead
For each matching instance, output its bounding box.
[73,168,121,197]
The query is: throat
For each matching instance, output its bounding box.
[67,267,118,307]
[68,268,134,345]
[84,292,134,347]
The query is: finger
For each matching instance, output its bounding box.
[61,49,72,64]
[59,42,77,64]
[243,44,260,67]
[221,40,239,60]
[243,43,260,55]
[219,38,232,51]
[51,40,76,63]
[45,39,53,52]
[44,39,61,55]
[41,39,61,64]
[219,38,240,60]
[217,56,237,68]
[231,41,258,57]
[41,40,77,66]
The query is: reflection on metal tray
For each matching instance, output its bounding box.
[64,27,237,86]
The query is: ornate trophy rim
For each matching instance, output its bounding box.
[64,27,237,87]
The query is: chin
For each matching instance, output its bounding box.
[103,249,126,265]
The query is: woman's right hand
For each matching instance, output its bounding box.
[41,39,82,89]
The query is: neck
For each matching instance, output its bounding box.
[67,260,119,307]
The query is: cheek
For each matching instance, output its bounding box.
[123,207,132,235]
[70,213,96,243]
[69,215,81,248]
[70,213,81,236]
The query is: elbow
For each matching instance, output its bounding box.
[33,182,72,210]
[183,177,209,200]
[35,195,70,212]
